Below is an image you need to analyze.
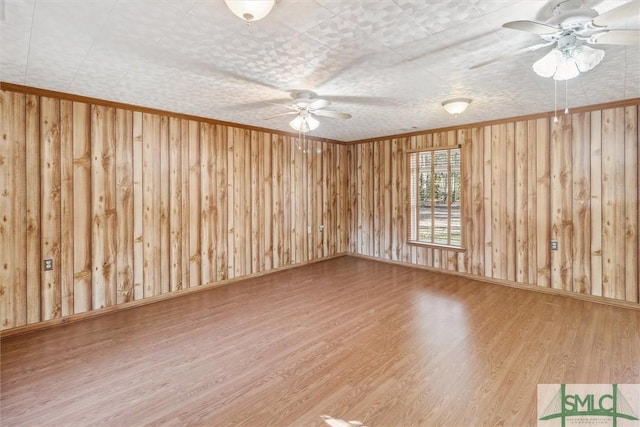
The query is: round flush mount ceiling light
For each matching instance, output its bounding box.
[442,98,472,116]
[224,0,275,24]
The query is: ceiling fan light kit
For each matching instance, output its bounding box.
[532,37,605,80]
[470,0,638,81]
[265,90,351,134]
[290,113,319,133]
[224,0,275,24]
[442,98,472,116]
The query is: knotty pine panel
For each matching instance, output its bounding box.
[348,104,639,305]
[0,89,348,332]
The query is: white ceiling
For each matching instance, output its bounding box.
[1,0,638,142]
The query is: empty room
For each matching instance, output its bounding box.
[1,0,639,425]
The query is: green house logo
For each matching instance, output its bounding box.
[538,384,640,427]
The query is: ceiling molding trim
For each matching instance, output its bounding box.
[348,97,640,145]
[0,82,341,145]
[3,82,637,146]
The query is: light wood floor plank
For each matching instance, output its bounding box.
[1,256,638,426]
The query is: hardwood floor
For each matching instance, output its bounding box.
[1,256,639,426]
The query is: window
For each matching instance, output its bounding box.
[408,147,462,247]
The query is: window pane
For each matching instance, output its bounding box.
[433,150,449,245]
[409,153,417,241]
[450,149,461,245]
[409,147,462,248]
[419,151,432,242]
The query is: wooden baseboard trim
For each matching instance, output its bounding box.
[0,254,347,339]
[348,253,640,311]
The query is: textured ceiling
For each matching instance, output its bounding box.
[1,0,639,142]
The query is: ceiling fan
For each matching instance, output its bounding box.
[471,0,639,80]
[265,90,352,133]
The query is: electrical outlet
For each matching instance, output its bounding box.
[319,225,325,232]
[307,226,312,234]
[43,258,53,271]
[550,241,558,251]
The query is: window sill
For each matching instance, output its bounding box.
[407,241,466,252]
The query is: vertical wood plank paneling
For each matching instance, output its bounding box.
[322,143,340,256]
[526,120,538,285]
[257,132,266,270]
[601,108,625,299]
[572,112,591,294]
[336,144,345,254]
[536,118,551,287]
[215,124,227,281]
[272,135,282,268]
[355,144,362,255]
[241,130,254,274]
[233,128,245,277]
[115,109,134,304]
[504,124,516,281]
[73,102,92,312]
[550,115,573,291]
[132,111,143,300]
[282,135,291,265]
[59,100,74,317]
[291,138,302,263]
[41,97,61,320]
[624,106,638,303]
[200,123,213,285]
[142,113,160,298]
[263,133,272,270]
[491,125,507,279]
[373,141,381,258]
[91,105,116,309]
[483,126,493,277]
[25,94,41,324]
[2,87,639,332]
[305,141,314,259]
[458,130,472,273]
[13,93,27,327]
[0,90,15,328]
[0,91,24,328]
[281,137,293,265]
[188,120,201,287]
[159,116,170,294]
[251,131,260,271]
[169,117,182,292]
[515,121,528,284]
[180,119,190,288]
[590,111,603,297]
[382,140,392,260]
[315,140,324,259]
[227,128,236,276]
[470,127,484,276]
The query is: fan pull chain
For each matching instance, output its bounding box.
[554,79,558,123]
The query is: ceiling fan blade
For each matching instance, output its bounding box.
[588,29,640,45]
[308,98,331,109]
[265,101,299,111]
[592,1,640,27]
[469,41,555,70]
[313,110,352,119]
[503,20,561,35]
[263,111,298,120]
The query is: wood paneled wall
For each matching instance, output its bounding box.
[348,104,640,304]
[2,87,638,332]
[0,89,348,331]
